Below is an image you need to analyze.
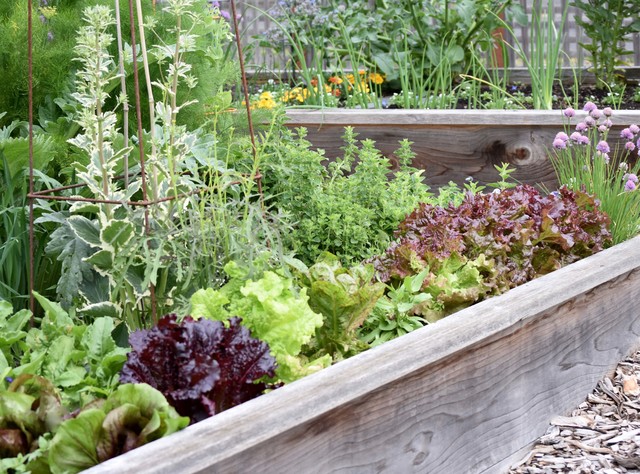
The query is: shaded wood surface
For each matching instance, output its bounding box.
[86,236,640,474]
[284,110,640,189]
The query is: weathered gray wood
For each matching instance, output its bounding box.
[284,109,640,189]
[86,236,640,474]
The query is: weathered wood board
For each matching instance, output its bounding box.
[284,109,640,189]
[86,236,640,474]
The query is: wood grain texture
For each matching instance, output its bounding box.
[284,110,640,188]
[86,236,640,474]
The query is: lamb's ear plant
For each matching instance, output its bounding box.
[38,2,252,329]
[550,103,640,244]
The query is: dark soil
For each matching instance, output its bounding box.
[457,83,640,110]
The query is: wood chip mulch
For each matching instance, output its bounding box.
[509,349,640,474]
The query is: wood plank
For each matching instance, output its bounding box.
[284,110,640,188]
[86,236,640,474]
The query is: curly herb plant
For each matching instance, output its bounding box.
[262,126,431,266]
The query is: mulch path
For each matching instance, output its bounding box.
[509,348,640,473]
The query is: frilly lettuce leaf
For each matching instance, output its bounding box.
[191,269,328,383]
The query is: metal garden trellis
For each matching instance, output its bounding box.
[26,0,261,323]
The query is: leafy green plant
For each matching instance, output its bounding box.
[291,253,385,360]
[551,103,640,244]
[0,292,128,408]
[0,374,64,471]
[570,0,640,88]
[359,269,431,347]
[190,262,329,383]
[47,383,189,474]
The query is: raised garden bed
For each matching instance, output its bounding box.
[85,234,640,473]
[284,109,640,189]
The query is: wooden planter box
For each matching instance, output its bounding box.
[86,235,640,473]
[284,109,640,189]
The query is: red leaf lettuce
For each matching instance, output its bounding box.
[119,315,277,423]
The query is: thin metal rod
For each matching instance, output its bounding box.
[28,0,35,319]
[229,0,266,212]
[230,0,257,162]
[127,0,156,324]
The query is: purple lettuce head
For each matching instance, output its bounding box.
[120,315,277,423]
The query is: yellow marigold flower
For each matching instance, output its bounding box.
[368,72,385,85]
[259,91,273,100]
[346,73,355,85]
[257,98,276,109]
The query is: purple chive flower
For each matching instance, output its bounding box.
[584,116,596,127]
[624,173,639,184]
[626,180,637,192]
[598,125,608,133]
[576,122,588,132]
[603,107,613,117]
[583,101,597,112]
[563,107,576,118]
[603,119,613,128]
[555,131,569,142]
[590,108,602,120]
[577,135,590,145]
[553,138,567,149]
[626,141,636,151]
[570,131,583,142]
[596,140,610,154]
[597,152,610,163]
[630,124,640,134]
[39,13,46,23]
[621,128,635,140]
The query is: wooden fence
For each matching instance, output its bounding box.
[230,0,640,73]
